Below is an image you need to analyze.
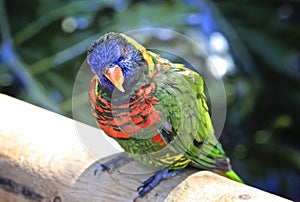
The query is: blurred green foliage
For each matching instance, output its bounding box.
[1,0,300,201]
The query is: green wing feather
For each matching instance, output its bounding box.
[153,57,243,183]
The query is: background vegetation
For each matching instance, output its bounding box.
[1,0,299,200]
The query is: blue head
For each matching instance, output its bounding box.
[87,32,148,93]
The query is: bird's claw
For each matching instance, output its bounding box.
[136,175,155,192]
[133,168,182,201]
[94,164,111,175]
[134,176,155,201]
[94,153,133,176]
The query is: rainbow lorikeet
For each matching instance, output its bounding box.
[87,32,243,200]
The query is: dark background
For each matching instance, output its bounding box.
[1,0,299,201]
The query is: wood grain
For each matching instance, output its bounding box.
[165,171,292,202]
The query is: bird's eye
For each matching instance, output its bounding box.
[121,46,128,55]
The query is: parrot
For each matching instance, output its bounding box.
[87,32,243,201]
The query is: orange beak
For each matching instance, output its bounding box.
[104,65,125,92]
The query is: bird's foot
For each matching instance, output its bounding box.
[94,152,132,175]
[133,168,182,201]
[94,164,111,175]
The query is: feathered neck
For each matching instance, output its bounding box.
[147,51,171,77]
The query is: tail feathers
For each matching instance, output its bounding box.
[214,158,244,183]
[215,170,244,183]
[224,170,244,183]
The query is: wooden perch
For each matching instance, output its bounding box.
[0,94,292,202]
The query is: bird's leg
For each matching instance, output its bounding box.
[134,168,183,201]
[94,152,133,175]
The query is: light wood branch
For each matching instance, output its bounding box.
[0,94,292,202]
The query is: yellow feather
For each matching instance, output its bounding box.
[120,33,155,76]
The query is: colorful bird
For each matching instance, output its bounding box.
[87,32,243,200]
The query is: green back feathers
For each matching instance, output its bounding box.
[151,56,234,173]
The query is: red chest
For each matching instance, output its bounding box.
[89,77,161,140]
